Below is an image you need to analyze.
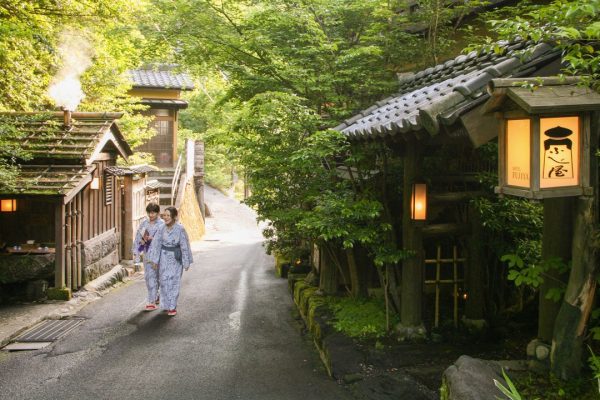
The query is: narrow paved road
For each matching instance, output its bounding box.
[0,187,352,400]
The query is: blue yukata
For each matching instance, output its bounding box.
[133,217,165,304]
[147,223,193,311]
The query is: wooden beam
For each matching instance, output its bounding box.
[54,201,65,288]
[429,191,486,204]
[422,223,470,238]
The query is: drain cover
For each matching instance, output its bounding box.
[14,318,85,342]
[2,342,53,351]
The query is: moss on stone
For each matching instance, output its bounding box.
[299,286,318,317]
[274,252,290,277]
[47,287,71,301]
[287,273,307,293]
[0,254,54,284]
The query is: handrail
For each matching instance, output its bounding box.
[171,153,183,206]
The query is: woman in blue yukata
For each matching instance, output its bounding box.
[133,202,165,311]
[147,206,193,317]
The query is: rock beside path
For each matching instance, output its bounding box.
[442,355,510,400]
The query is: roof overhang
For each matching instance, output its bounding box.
[87,123,133,165]
[484,77,600,114]
[0,164,96,204]
[139,98,189,109]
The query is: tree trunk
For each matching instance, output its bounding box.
[319,243,339,295]
[551,197,596,379]
[465,202,485,320]
[401,139,424,327]
[539,197,573,342]
[346,247,368,298]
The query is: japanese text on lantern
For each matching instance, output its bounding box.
[539,116,579,189]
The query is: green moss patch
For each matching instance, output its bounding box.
[47,287,71,301]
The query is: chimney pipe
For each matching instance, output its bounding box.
[63,109,72,128]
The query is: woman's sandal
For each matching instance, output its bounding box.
[145,304,157,311]
[167,309,177,316]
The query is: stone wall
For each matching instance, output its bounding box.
[0,254,55,284]
[82,229,120,283]
[177,179,205,242]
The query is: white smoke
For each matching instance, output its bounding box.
[48,29,94,111]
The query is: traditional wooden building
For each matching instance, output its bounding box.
[0,111,132,293]
[128,66,195,168]
[105,164,160,260]
[333,40,563,335]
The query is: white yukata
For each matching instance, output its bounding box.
[133,217,165,304]
[146,222,193,311]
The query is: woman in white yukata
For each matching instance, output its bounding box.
[147,206,193,317]
[133,202,165,311]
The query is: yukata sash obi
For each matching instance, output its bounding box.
[162,244,182,263]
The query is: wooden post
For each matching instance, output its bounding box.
[465,203,485,320]
[76,193,83,288]
[319,243,339,295]
[54,201,65,288]
[193,141,206,219]
[346,246,368,298]
[172,109,178,169]
[122,175,134,260]
[401,138,424,328]
[538,197,573,342]
[65,202,72,290]
[551,196,596,379]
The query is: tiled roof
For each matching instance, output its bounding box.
[0,112,133,163]
[105,164,159,176]
[13,164,95,196]
[145,179,165,190]
[335,41,561,141]
[129,68,195,90]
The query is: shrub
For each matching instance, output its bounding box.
[327,296,397,339]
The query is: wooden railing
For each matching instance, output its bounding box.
[171,153,183,206]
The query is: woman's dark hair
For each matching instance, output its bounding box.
[164,206,178,219]
[146,203,160,213]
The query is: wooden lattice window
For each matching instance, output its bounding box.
[105,173,113,205]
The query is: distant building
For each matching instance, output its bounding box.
[128,65,195,168]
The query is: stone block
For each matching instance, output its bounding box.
[0,254,55,284]
[47,287,71,301]
[83,249,119,284]
[395,323,427,342]
[26,279,48,301]
[322,332,365,379]
[442,355,509,400]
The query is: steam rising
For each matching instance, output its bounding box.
[48,29,94,111]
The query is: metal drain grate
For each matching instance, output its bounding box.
[14,318,85,342]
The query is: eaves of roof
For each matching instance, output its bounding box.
[2,164,95,201]
[0,112,133,164]
[140,98,189,109]
[335,41,562,141]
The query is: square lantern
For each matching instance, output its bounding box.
[488,78,600,199]
[411,183,427,221]
[0,199,17,212]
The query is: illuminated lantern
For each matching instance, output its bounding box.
[411,183,427,221]
[0,199,16,212]
[487,78,600,199]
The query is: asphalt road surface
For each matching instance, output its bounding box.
[0,187,352,400]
